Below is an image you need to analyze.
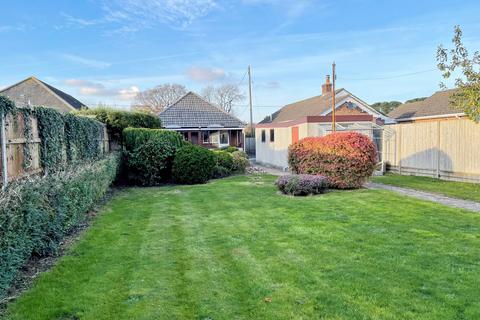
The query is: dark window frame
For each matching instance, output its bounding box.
[261,130,266,142]
[202,131,210,144]
[270,129,275,142]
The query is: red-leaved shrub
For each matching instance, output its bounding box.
[288,132,377,189]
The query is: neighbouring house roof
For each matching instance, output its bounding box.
[0,76,87,112]
[259,88,388,124]
[388,89,463,121]
[159,91,245,128]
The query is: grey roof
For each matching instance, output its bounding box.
[159,92,245,128]
[388,89,461,120]
[0,76,87,112]
[259,88,385,124]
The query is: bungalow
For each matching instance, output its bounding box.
[388,89,464,122]
[159,91,245,148]
[255,76,389,169]
[0,76,87,112]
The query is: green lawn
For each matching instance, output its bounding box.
[5,175,480,319]
[372,174,480,202]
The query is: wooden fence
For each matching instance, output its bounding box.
[0,110,109,186]
[382,118,480,182]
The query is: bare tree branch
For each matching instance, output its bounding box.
[201,84,245,114]
[132,84,187,114]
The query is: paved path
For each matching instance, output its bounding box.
[367,182,480,213]
[249,161,289,176]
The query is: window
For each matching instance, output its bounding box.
[210,131,219,144]
[202,131,210,143]
[261,130,266,142]
[220,131,229,145]
[270,129,275,142]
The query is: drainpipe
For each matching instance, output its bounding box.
[1,110,8,190]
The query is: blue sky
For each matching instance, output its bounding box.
[1,0,479,121]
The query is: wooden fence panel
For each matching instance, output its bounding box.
[0,111,109,186]
[383,118,480,182]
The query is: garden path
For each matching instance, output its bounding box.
[367,182,480,213]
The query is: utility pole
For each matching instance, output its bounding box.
[248,66,253,135]
[331,62,336,132]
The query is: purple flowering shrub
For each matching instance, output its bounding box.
[275,174,328,196]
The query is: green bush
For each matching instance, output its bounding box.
[75,107,161,142]
[212,165,231,179]
[214,151,235,172]
[0,153,120,298]
[231,150,249,172]
[123,128,184,151]
[220,146,239,153]
[123,128,184,185]
[172,145,216,184]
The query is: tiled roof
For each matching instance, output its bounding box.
[159,92,245,128]
[388,89,461,120]
[259,88,386,124]
[37,78,87,110]
[0,76,87,112]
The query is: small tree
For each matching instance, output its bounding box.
[201,84,245,114]
[132,84,187,114]
[437,25,480,122]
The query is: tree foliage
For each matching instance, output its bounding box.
[437,25,480,122]
[405,97,427,104]
[202,84,245,114]
[132,83,187,114]
[370,101,402,114]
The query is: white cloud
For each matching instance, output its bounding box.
[59,54,111,69]
[118,86,140,100]
[187,66,226,81]
[102,0,218,29]
[64,79,139,101]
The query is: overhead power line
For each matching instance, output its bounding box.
[340,68,437,81]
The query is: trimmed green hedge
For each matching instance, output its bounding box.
[0,153,120,298]
[173,144,216,184]
[123,128,184,151]
[75,108,161,141]
[123,128,185,185]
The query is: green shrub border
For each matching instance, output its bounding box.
[75,108,162,142]
[0,153,121,298]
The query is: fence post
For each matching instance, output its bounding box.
[1,110,8,190]
[398,125,402,175]
[436,120,441,178]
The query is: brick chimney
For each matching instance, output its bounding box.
[321,75,332,95]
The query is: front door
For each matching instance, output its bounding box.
[292,126,299,143]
